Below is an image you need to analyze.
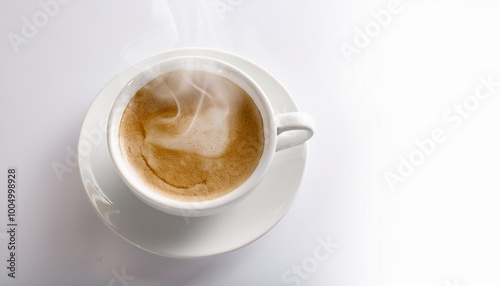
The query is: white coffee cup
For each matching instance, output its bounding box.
[107,56,314,217]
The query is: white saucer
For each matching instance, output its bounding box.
[78,48,308,258]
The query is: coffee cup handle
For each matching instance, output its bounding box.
[275,112,314,152]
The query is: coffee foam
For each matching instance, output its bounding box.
[118,70,264,201]
[144,73,230,157]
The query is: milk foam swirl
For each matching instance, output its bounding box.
[144,77,230,157]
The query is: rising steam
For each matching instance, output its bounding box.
[143,70,232,157]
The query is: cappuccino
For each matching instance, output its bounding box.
[119,70,264,202]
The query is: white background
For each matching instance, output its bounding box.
[1,0,500,285]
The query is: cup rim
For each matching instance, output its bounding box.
[107,56,277,216]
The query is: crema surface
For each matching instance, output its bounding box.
[119,70,264,201]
